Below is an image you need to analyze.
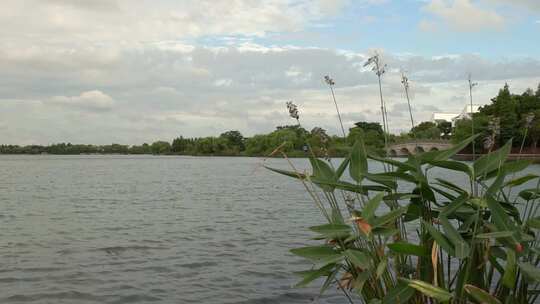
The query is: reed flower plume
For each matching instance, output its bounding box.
[483,135,495,151]
[488,116,501,136]
[484,116,500,152]
[324,75,335,86]
[286,101,299,121]
[525,112,535,128]
[324,75,346,137]
[364,54,389,152]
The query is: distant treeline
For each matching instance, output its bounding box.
[2,83,539,156]
[0,124,389,157]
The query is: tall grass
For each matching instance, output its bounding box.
[266,67,540,304]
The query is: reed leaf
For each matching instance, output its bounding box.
[464,284,502,304]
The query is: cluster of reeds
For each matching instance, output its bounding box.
[266,59,540,303]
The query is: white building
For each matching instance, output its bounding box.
[431,104,481,127]
[453,104,481,121]
[432,113,460,124]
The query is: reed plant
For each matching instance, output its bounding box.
[266,73,540,304]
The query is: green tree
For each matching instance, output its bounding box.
[410,121,440,139]
[171,136,188,153]
[452,113,490,151]
[437,121,452,139]
[353,122,383,134]
[151,141,171,154]
[527,110,540,149]
[245,135,270,156]
[481,83,518,146]
[219,130,245,151]
[348,122,385,154]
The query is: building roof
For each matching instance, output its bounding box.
[432,113,459,122]
[461,104,481,114]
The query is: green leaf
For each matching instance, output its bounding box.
[382,282,415,304]
[372,227,399,238]
[368,153,416,172]
[519,188,540,201]
[383,193,420,201]
[388,242,430,257]
[419,182,437,202]
[476,231,515,239]
[309,224,351,239]
[434,178,467,195]
[428,160,472,177]
[423,220,455,256]
[503,174,539,188]
[316,179,391,194]
[371,206,407,227]
[502,249,516,288]
[350,139,368,183]
[294,263,336,287]
[290,246,338,261]
[439,194,468,217]
[483,160,531,180]
[353,271,372,292]
[344,249,371,269]
[526,217,540,229]
[440,215,470,258]
[431,186,458,201]
[365,173,398,189]
[486,197,519,243]
[335,157,350,180]
[464,284,502,304]
[419,134,479,163]
[375,171,417,184]
[320,267,340,294]
[402,278,453,302]
[485,167,506,197]
[375,258,387,279]
[469,197,488,208]
[473,140,512,179]
[362,193,385,221]
[265,166,305,179]
[310,157,335,191]
[519,262,540,282]
[404,200,423,222]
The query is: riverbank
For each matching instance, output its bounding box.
[453,153,540,163]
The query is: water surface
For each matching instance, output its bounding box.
[0,155,537,303]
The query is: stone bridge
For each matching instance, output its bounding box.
[387,141,453,157]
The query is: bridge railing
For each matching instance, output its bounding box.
[390,139,451,145]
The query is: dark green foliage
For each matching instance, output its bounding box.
[437,121,452,139]
[410,121,440,139]
[453,83,540,151]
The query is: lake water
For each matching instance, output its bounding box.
[0,155,538,304]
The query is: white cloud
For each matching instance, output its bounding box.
[1,41,539,144]
[483,0,540,11]
[0,0,351,48]
[424,0,505,31]
[213,79,233,87]
[49,90,115,112]
[285,66,313,84]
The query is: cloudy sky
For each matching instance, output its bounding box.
[1,0,539,145]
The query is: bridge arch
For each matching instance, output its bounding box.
[400,147,411,155]
[386,141,453,157]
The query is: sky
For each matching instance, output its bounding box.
[1,0,539,145]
